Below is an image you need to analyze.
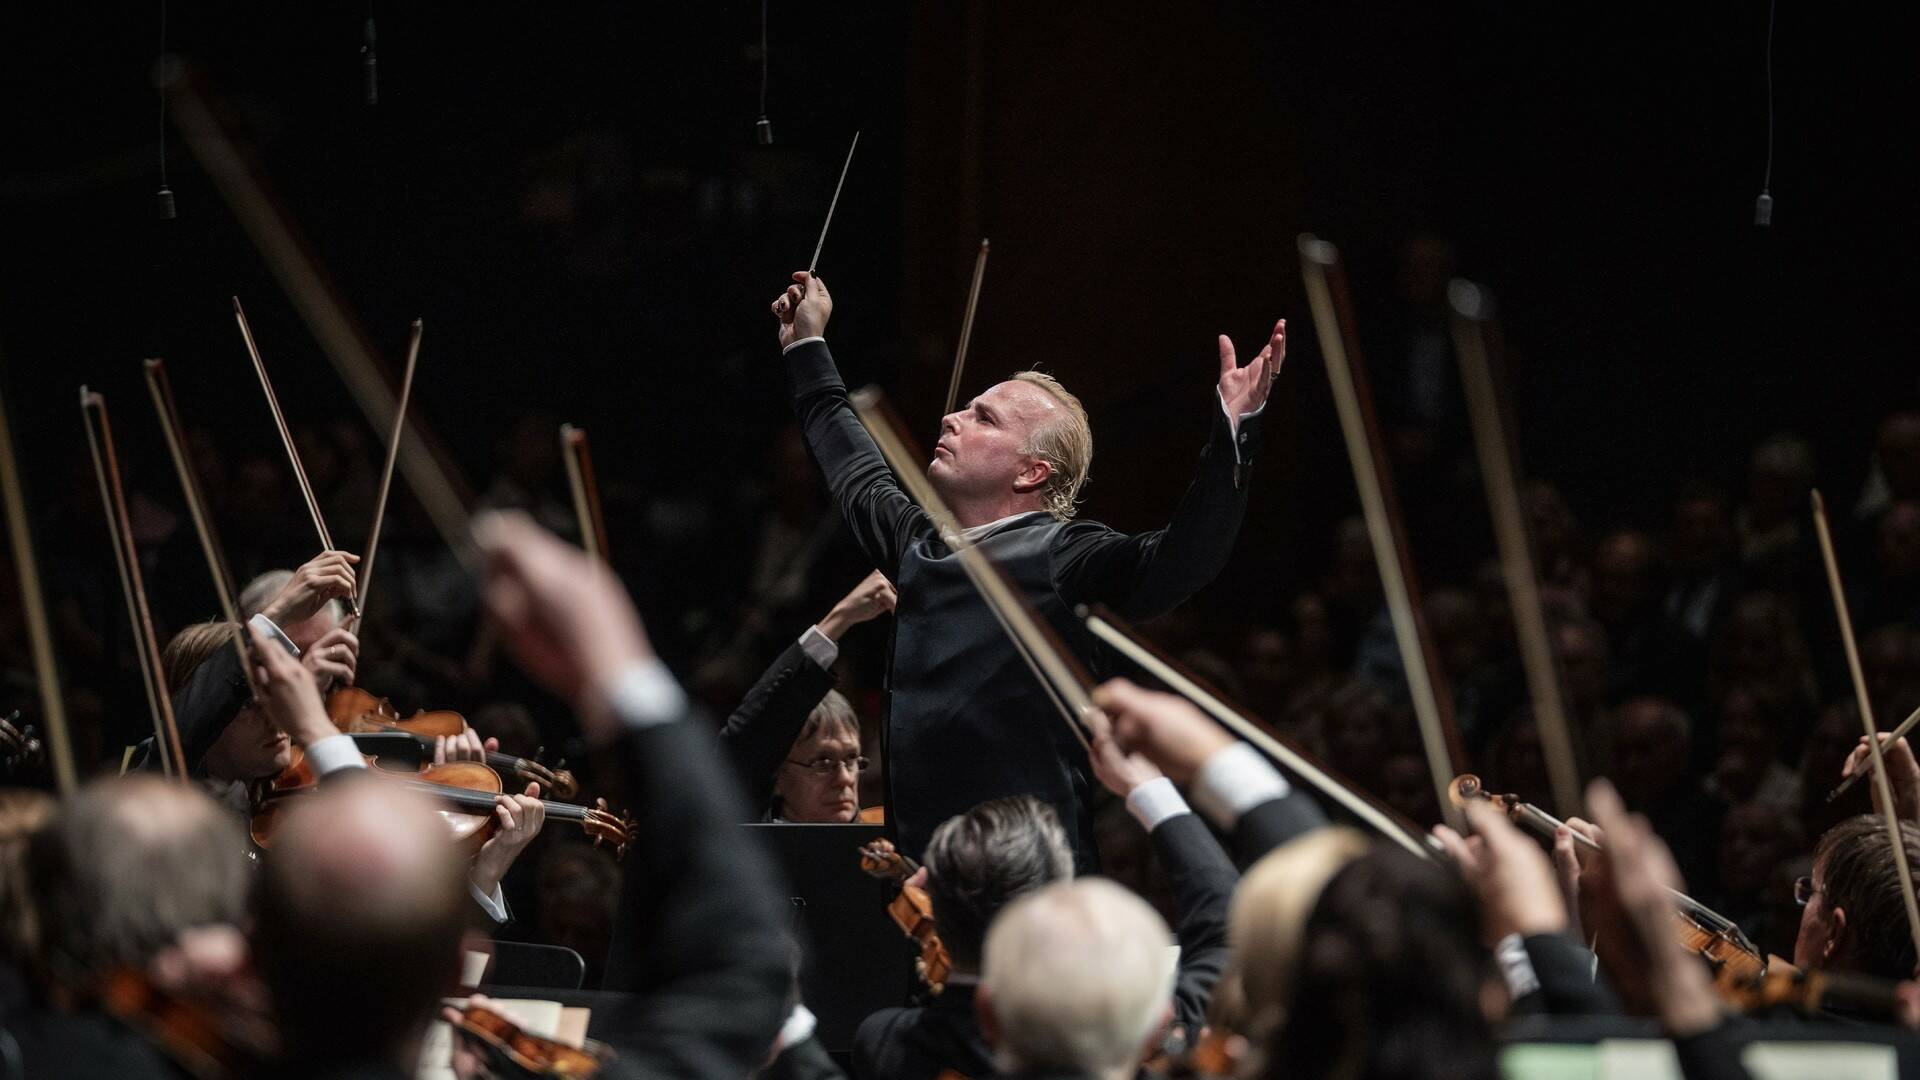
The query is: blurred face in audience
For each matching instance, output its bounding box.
[1719,803,1792,898]
[1612,699,1690,806]
[1878,502,1920,583]
[776,723,861,823]
[1672,494,1733,572]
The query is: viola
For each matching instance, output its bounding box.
[1448,774,1770,989]
[1713,963,1911,1021]
[97,967,277,1080]
[327,686,578,799]
[250,749,632,857]
[859,838,953,994]
[452,1001,615,1079]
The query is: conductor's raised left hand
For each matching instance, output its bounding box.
[1217,317,1286,418]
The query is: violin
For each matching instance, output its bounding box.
[1713,963,1912,1021]
[250,750,632,857]
[327,686,578,799]
[451,1001,615,1079]
[96,967,277,1080]
[1448,774,1770,988]
[859,838,954,994]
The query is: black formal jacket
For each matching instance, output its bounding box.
[719,639,837,820]
[851,808,1239,1080]
[592,713,794,1078]
[786,340,1262,865]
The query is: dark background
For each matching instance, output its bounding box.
[3,3,1917,927]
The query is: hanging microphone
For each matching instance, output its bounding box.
[362,17,378,105]
[1753,0,1776,227]
[157,185,176,220]
[1753,192,1773,227]
[754,0,772,143]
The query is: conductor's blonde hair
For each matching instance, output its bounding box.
[1011,371,1092,521]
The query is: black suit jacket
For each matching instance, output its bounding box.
[1224,790,1331,868]
[719,639,838,820]
[786,340,1261,865]
[594,714,793,1078]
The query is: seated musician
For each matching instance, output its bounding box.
[720,570,895,822]
[975,879,1180,1080]
[253,511,789,1080]
[1793,815,1920,988]
[852,721,1237,1080]
[9,774,257,1079]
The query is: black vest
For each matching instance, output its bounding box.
[887,513,1097,867]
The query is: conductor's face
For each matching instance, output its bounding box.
[931,381,1059,507]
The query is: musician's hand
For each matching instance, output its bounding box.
[1842,732,1920,824]
[1092,678,1232,786]
[474,511,656,727]
[771,271,832,349]
[1084,707,1167,800]
[434,728,497,765]
[819,570,896,642]
[260,550,360,627]
[1552,825,1587,942]
[301,626,359,691]
[471,782,545,900]
[1433,803,1567,944]
[246,621,336,750]
[1217,318,1286,420]
[1585,778,1719,1036]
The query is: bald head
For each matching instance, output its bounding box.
[255,778,467,1065]
[980,879,1175,1080]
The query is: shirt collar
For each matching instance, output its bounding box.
[959,510,1049,542]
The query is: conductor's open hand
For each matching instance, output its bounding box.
[1218,317,1286,419]
[772,272,832,349]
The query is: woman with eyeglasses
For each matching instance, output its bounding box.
[719,571,894,823]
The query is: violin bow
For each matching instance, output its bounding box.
[354,318,423,621]
[1298,235,1467,832]
[163,63,475,566]
[852,387,1094,752]
[231,297,339,554]
[0,379,77,792]
[1826,700,1920,804]
[1082,603,1435,860]
[1447,281,1586,822]
[559,425,610,562]
[942,239,991,417]
[144,360,252,679]
[1810,489,1920,961]
[80,390,189,781]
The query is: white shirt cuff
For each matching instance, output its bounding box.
[469,878,511,924]
[1495,933,1541,1000]
[1125,776,1191,831]
[306,733,366,777]
[1216,388,1267,466]
[249,612,300,657]
[782,335,826,355]
[798,626,840,670]
[1190,742,1290,830]
[777,1004,818,1052]
[601,658,688,730]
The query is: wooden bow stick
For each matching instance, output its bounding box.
[231,298,346,564]
[1083,604,1435,860]
[1810,489,1920,962]
[1827,702,1920,804]
[1298,235,1466,832]
[559,425,610,562]
[164,64,474,565]
[80,390,188,781]
[354,319,423,620]
[942,239,991,417]
[0,379,77,792]
[144,360,251,679]
[1447,281,1585,821]
[851,387,1094,752]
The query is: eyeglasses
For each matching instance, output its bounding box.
[785,755,870,776]
[1794,876,1822,907]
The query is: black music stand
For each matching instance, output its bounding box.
[742,823,914,1053]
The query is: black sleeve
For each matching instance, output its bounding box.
[1151,812,1239,1034]
[1052,402,1262,618]
[719,639,838,818]
[1672,1021,1757,1080]
[784,340,931,579]
[1513,933,1620,1017]
[169,641,252,773]
[596,716,793,1078]
[759,1034,851,1080]
[1227,791,1330,867]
